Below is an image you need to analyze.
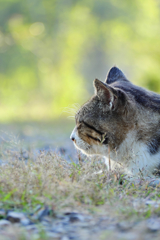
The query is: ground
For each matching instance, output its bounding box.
[0,121,160,240]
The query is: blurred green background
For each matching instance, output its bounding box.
[0,0,160,122]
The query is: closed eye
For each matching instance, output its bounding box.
[82,121,103,135]
[86,134,101,142]
[79,121,108,144]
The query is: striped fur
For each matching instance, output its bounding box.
[70,67,160,178]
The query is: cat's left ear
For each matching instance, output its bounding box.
[94,79,118,110]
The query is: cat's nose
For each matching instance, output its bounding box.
[70,133,75,141]
[71,136,75,142]
[70,129,76,142]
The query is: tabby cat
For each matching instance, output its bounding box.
[70,67,160,179]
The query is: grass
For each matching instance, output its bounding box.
[0,148,160,219]
[0,131,160,239]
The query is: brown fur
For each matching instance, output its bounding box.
[71,67,160,177]
[75,82,136,151]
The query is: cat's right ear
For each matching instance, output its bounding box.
[93,79,117,110]
[105,66,128,84]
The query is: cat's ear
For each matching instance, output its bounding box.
[105,66,128,84]
[94,79,117,110]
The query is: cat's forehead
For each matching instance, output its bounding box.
[75,96,102,122]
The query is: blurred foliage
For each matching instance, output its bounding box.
[0,0,160,121]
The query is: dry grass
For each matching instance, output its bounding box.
[0,147,160,222]
[0,129,160,240]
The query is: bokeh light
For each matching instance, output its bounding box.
[0,0,160,122]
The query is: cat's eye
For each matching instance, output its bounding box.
[86,134,101,143]
[82,121,103,135]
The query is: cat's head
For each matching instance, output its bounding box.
[70,67,136,156]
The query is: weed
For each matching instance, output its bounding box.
[0,145,159,224]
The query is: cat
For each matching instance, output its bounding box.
[70,67,160,180]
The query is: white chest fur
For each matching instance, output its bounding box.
[71,127,160,178]
[106,131,160,178]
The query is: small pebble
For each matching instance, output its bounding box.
[21,218,31,226]
[117,221,134,231]
[46,231,61,238]
[31,206,50,221]
[52,223,66,233]
[64,212,84,222]
[0,219,11,227]
[61,236,70,240]
[0,209,6,218]
[147,218,160,232]
[7,212,26,223]
[26,224,38,233]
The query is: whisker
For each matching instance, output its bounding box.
[62,103,81,118]
[67,115,75,119]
